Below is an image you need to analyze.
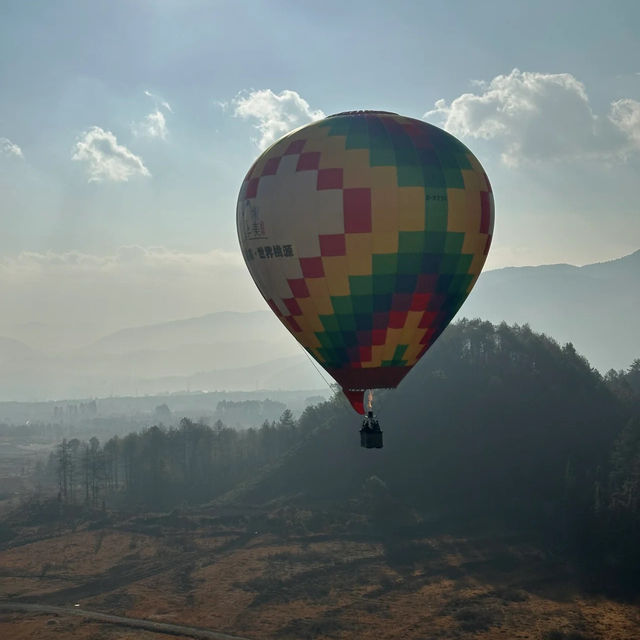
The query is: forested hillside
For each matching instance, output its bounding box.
[38,320,640,592]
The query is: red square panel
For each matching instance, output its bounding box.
[319,234,346,257]
[480,191,491,233]
[317,168,343,190]
[372,329,387,345]
[245,177,259,199]
[410,293,431,311]
[483,170,493,194]
[416,273,437,293]
[389,310,407,329]
[287,278,310,298]
[284,139,306,155]
[420,328,437,345]
[343,188,372,233]
[283,298,302,316]
[391,293,412,311]
[296,152,321,171]
[285,316,302,332]
[262,156,281,176]
[267,298,282,318]
[359,346,372,362]
[418,310,438,329]
[299,257,324,278]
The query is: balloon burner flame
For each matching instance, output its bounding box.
[367,390,373,411]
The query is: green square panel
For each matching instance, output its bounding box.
[393,145,418,166]
[369,146,397,167]
[397,253,423,273]
[349,275,373,295]
[337,314,357,332]
[448,273,474,293]
[393,344,408,360]
[345,132,370,150]
[373,293,392,311]
[382,358,407,367]
[316,332,334,349]
[326,331,346,347]
[424,232,447,252]
[425,191,448,232]
[320,314,340,332]
[325,118,350,136]
[398,231,426,253]
[455,253,473,273]
[438,254,461,274]
[443,167,464,189]
[444,232,464,254]
[397,164,424,187]
[351,294,374,313]
[455,153,473,170]
[421,165,446,189]
[331,296,354,315]
[372,253,398,274]
[372,274,396,294]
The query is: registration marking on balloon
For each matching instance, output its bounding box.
[237,111,494,411]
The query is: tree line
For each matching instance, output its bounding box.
[38,319,640,592]
[46,410,301,510]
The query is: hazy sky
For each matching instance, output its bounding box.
[1,0,640,336]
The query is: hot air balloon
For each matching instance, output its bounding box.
[236,111,494,447]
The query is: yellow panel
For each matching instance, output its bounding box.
[369,165,399,190]
[462,232,487,257]
[317,136,348,169]
[371,232,398,253]
[295,329,321,349]
[399,311,423,343]
[322,256,351,295]
[465,188,482,223]
[466,155,490,191]
[465,271,481,294]
[305,279,334,314]
[370,345,387,367]
[342,149,372,188]
[371,188,399,232]
[446,188,469,232]
[296,299,325,332]
[382,328,405,360]
[345,234,372,276]
[397,187,425,231]
[461,168,480,192]
[468,247,489,277]
[251,153,272,177]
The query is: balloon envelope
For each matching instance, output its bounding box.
[237,111,494,413]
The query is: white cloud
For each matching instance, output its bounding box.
[133,90,172,139]
[1,137,24,159]
[425,69,640,166]
[133,109,168,139]
[233,89,325,150]
[72,126,151,182]
[609,99,640,146]
[144,90,173,113]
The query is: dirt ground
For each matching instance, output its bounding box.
[1,506,639,640]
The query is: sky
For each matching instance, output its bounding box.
[1,0,640,338]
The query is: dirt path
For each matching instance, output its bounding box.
[0,602,252,640]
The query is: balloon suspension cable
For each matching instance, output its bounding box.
[300,345,335,392]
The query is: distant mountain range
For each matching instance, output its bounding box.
[462,249,640,372]
[0,250,637,401]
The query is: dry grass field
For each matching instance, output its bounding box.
[1,504,639,640]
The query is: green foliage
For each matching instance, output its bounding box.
[39,320,640,593]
